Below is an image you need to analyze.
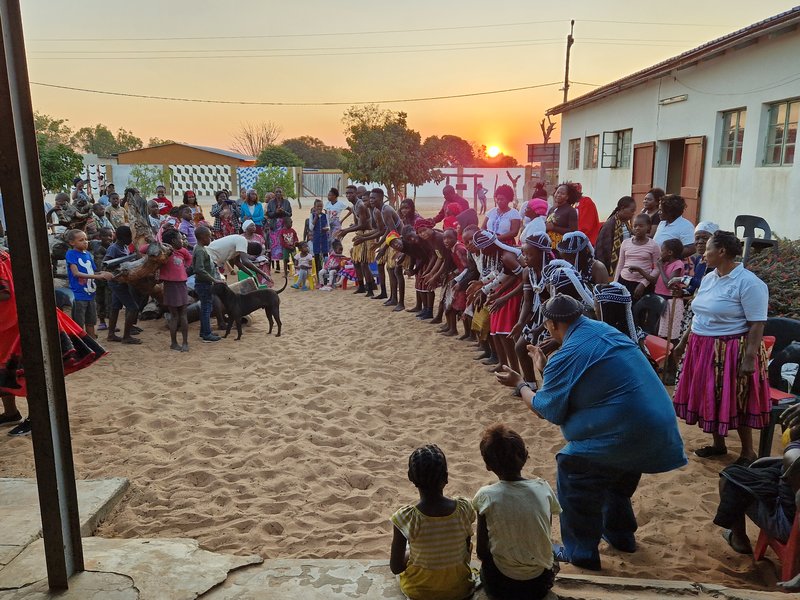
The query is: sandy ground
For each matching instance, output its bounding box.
[0,276,783,591]
[0,200,784,590]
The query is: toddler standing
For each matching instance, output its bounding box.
[614,213,659,299]
[65,229,113,338]
[389,445,475,600]
[160,229,192,351]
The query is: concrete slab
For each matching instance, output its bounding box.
[203,559,791,600]
[0,537,262,599]
[0,571,137,600]
[0,478,128,567]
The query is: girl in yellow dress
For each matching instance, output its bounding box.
[390,445,476,600]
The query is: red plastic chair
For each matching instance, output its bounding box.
[754,512,800,582]
[764,335,776,359]
[644,335,669,369]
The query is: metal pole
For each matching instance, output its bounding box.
[0,0,84,589]
[563,20,575,104]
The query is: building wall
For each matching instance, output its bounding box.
[116,144,253,167]
[558,30,800,237]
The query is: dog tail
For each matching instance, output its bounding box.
[275,271,289,294]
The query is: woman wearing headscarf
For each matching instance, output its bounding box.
[594,196,637,278]
[467,230,524,374]
[521,199,549,240]
[510,232,553,383]
[673,231,771,466]
[239,189,265,235]
[556,231,609,286]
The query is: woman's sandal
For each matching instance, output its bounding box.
[694,445,728,458]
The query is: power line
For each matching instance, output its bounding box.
[27,36,703,56]
[26,39,703,62]
[29,20,567,42]
[29,38,563,55]
[28,18,731,43]
[30,80,572,106]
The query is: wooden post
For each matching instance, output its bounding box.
[0,0,84,588]
[563,20,575,104]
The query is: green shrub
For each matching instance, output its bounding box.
[747,237,800,319]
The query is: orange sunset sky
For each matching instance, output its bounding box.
[22,0,798,160]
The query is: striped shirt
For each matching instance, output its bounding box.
[391,498,475,569]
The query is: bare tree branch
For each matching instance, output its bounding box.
[230,121,282,157]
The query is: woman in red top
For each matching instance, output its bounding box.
[0,249,106,436]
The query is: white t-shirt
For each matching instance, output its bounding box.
[521,216,546,240]
[472,478,561,580]
[485,207,522,236]
[324,199,349,224]
[207,234,248,266]
[653,216,695,246]
[690,263,769,336]
[296,252,314,270]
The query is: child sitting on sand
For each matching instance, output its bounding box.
[390,444,476,600]
[319,239,348,290]
[291,242,313,290]
[472,424,560,600]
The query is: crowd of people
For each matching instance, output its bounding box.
[318,181,797,598]
[1,175,798,598]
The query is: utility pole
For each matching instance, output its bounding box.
[562,20,575,103]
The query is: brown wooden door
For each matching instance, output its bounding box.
[680,136,705,223]
[631,142,656,210]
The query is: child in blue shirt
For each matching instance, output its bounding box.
[65,229,113,338]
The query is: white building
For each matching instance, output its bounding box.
[547,7,800,238]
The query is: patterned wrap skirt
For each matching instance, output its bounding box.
[673,332,772,436]
[1,308,107,397]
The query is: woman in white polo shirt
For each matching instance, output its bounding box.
[673,231,771,466]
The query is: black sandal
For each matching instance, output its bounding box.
[694,445,728,458]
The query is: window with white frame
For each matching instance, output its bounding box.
[601,129,632,168]
[718,108,746,166]
[567,138,580,170]
[584,135,599,169]
[764,99,798,166]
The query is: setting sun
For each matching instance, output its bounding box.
[486,145,501,158]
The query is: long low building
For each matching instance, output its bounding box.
[547,7,800,238]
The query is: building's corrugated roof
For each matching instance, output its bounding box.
[183,144,255,161]
[547,6,800,116]
[117,143,256,162]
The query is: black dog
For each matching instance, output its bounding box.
[212,276,288,340]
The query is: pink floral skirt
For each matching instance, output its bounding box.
[673,332,771,436]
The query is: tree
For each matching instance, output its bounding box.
[34,112,73,145]
[126,165,166,199]
[341,105,441,205]
[253,166,297,200]
[148,137,175,147]
[72,124,143,156]
[256,145,304,168]
[280,136,344,169]
[422,135,475,167]
[230,121,282,157]
[472,144,519,167]
[37,134,83,192]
